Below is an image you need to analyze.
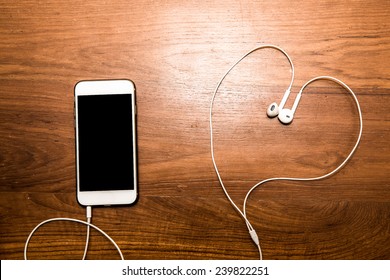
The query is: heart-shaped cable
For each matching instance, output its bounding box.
[209,45,363,260]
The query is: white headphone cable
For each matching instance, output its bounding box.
[242,76,362,258]
[210,46,363,260]
[243,75,363,219]
[24,206,124,260]
[209,45,295,259]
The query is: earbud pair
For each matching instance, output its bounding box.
[266,89,302,124]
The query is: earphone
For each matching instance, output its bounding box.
[266,76,301,124]
[209,45,363,259]
[266,86,298,124]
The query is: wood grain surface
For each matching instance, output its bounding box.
[0,0,389,260]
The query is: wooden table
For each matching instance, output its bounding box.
[1,0,389,260]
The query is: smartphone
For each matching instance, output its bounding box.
[74,79,137,206]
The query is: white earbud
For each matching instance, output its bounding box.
[278,108,294,124]
[266,89,291,120]
[266,102,279,117]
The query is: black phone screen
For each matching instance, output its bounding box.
[77,94,135,192]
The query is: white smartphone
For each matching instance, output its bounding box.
[74,79,137,206]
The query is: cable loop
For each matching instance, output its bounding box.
[210,46,363,260]
[24,207,124,260]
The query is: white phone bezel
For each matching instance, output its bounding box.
[74,79,137,206]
